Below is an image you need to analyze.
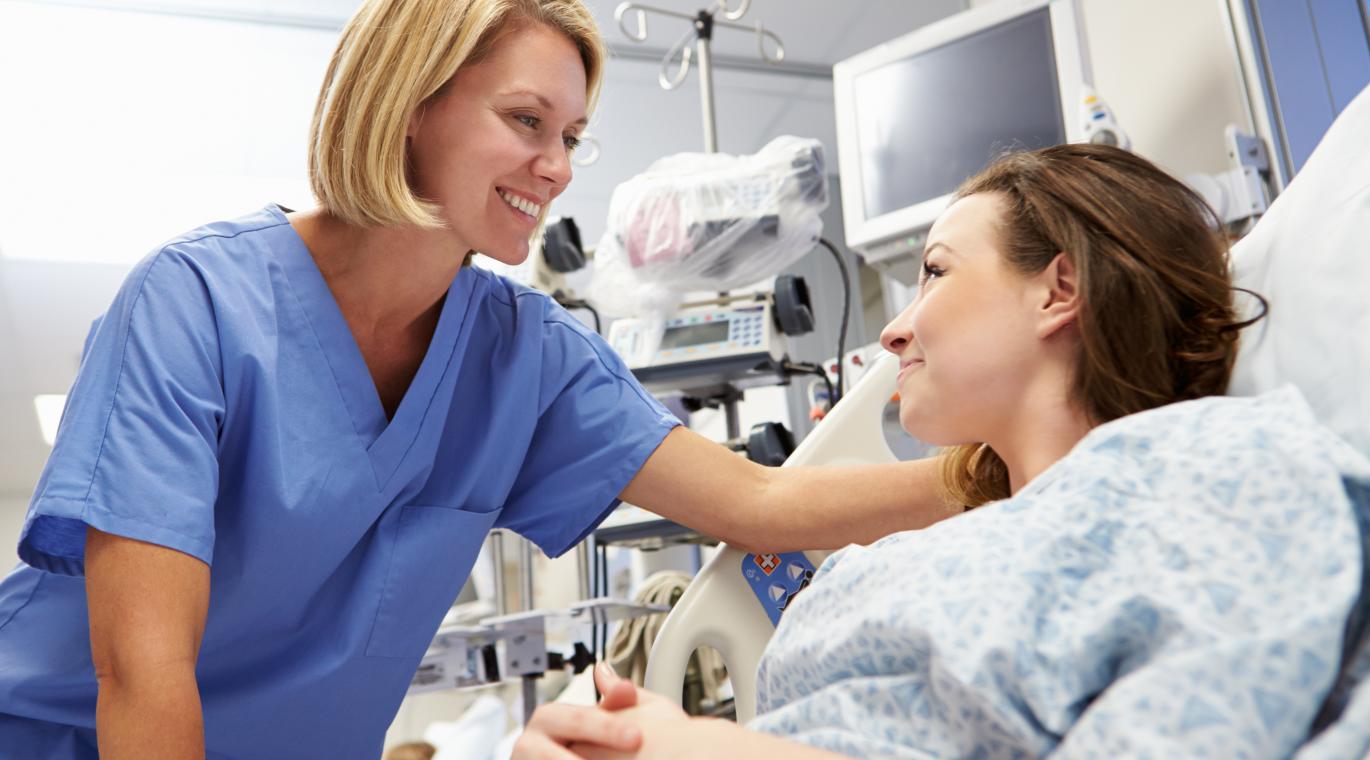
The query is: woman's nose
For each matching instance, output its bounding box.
[880,302,916,355]
[535,141,573,189]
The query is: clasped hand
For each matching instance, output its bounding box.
[512,662,707,760]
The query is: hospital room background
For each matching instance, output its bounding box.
[0,0,1366,756]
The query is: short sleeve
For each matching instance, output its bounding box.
[496,303,680,557]
[18,248,224,575]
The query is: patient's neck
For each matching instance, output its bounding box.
[990,378,1094,496]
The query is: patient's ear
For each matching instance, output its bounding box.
[1035,252,1079,340]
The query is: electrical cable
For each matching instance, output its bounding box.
[817,238,852,404]
[783,360,833,409]
[555,295,603,335]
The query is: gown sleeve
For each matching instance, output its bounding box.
[18,247,224,575]
[496,300,680,557]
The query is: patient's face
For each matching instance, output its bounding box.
[879,193,1042,444]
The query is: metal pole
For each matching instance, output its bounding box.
[521,676,539,726]
[694,11,719,153]
[575,540,591,600]
[724,397,741,440]
[519,538,536,611]
[490,530,508,616]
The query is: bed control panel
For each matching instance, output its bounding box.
[742,551,816,627]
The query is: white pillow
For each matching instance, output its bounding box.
[1228,83,1370,458]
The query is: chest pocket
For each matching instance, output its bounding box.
[366,505,499,658]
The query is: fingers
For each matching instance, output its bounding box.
[598,679,638,711]
[593,662,624,694]
[568,741,634,760]
[511,731,588,760]
[523,703,643,752]
[594,663,639,712]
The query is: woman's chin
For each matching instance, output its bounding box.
[899,410,964,448]
[476,242,531,267]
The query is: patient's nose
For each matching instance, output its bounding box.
[880,307,915,355]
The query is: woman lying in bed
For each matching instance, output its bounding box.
[514,144,1370,759]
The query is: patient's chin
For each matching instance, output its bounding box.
[900,410,965,447]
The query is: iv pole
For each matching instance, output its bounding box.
[614,0,786,154]
[612,0,788,441]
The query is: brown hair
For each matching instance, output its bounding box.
[939,143,1266,509]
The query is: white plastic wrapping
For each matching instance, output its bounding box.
[589,135,829,317]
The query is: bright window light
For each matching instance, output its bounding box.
[33,394,67,446]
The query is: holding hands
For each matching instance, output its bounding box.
[513,663,705,760]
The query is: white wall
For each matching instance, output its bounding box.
[1078,0,1253,177]
[1,494,26,571]
[0,2,329,267]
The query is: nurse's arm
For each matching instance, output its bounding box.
[86,526,210,759]
[621,427,951,553]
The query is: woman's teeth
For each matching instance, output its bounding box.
[499,190,541,218]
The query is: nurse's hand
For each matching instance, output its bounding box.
[589,664,689,724]
[512,664,646,760]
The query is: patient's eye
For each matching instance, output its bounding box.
[920,260,945,283]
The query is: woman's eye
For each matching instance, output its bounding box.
[515,114,539,129]
[563,135,582,152]
[921,261,944,282]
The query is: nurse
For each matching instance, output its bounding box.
[0,1,949,758]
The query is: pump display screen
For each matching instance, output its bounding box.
[659,321,730,350]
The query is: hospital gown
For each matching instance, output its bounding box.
[752,387,1370,758]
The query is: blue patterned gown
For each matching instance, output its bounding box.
[752,388,1370,759]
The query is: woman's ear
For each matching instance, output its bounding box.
[1036,252,1080,340]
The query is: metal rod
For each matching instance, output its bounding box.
[617,1,698,29]
[519,538,536,611]
[611,44,827,80]
[490,530,507,616]
[724,397,741,440]
[575,540,591,601]
[615,0,793,154]
[716,0,751,22]
[696,36,719,153]
[521,676,539,726]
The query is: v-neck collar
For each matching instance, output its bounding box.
[266,205,482,490]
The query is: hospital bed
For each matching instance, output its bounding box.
[643,81,1370,741]
[646,350,900,722]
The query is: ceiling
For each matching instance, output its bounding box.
[0,0,965,499]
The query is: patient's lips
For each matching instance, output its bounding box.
[897,355,925,383]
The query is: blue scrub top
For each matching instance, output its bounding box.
[0,206,680,759]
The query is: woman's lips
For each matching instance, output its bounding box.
[897,358,925,381]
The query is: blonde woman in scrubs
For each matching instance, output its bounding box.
[0,1,950,758]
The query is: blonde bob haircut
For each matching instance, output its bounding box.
[308,0,606,230]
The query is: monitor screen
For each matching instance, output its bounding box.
[853,8,1066,221]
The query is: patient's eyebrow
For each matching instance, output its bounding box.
[925,242,957,257]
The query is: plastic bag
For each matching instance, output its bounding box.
[589,135,828,317]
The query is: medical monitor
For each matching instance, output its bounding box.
[833,0,1091,283]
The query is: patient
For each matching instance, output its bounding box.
[514,144,1370,758]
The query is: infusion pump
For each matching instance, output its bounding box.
[606,297,792,395]
[609,299,783,370]
[605,276,816,394]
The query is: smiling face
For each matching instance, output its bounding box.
[879,193,1048,445]
[405,22,588,264]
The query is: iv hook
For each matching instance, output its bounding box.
[658,28,695,90]
[713,0,751,21]
[615,4,649,42]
